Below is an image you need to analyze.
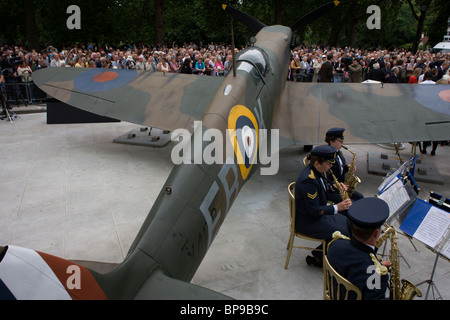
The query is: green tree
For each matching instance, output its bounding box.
[1,0,448,52]
[423,0,450,47]
[406,0,433,52]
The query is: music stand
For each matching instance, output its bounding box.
[377,156,420,263]
[400,199,450,300]
[415,251,445,300]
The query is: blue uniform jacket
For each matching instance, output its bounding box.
[327,237,389,300]
[295,165,335,228]
[330,150,348,182]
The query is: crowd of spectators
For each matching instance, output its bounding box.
[1,41,449,148]
[1,41,449,89]
[289,46,450,84]
[0,42,237,80]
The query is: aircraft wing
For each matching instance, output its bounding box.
[274,82,450,147]
[33,68,225,131]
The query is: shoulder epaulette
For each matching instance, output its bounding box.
[370,253,388,276]
[327,231,350,251]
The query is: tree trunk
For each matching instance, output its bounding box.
[154,0,164,46]
[409,0,433,53]
[412,6,429,52]
[23,0,39,51]
[274,0,283,25]
[348,2,358,48]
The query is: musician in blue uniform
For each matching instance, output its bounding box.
[327,197,391,300]
[325,127,364,203]
[295,145,352,267]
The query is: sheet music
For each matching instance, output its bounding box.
[413,206,450,248]
[378,156,414,192]
[442,241,450,260]
[378,177,410,216]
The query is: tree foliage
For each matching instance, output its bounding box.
[0,0,448,51]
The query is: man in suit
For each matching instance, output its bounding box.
[327,197,391,300]
[348,59,363,83]
[319,53,333,82]
[295,145,351,267]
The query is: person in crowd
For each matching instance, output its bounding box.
[169,56,180,73]
[50,53,62,67]
[135,56,149,71]
[319,53,333,82]
[312,55,322,82]
[368,62,383,81]
[157,56,170,72]
[17,60,32,82]
[348,58,362,83]
[386,66,399,83]
[180,57,193,74]
[408,67,422,83]
[0,68,10,118]
[419,71,436,84]
[290,55,301,81]
[204,57,214,76]
[214,56,224,76]
[194,57,206,75]
[125,56,136,69]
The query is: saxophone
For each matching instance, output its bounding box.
[342,146,361,197]
[375,226,422,300]
[329,170,350,202]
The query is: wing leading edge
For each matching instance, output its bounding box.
[274,82,450,146]
[33,68,225,131]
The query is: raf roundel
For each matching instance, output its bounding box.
[413,85,450,116]
[74,69,138,93]
[228,105,259,180]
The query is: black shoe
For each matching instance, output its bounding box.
[306,255,323,268]
[431,151,435,156]
[421,149,427,154]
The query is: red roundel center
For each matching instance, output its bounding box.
[93,71,119,83]
[439,89,450,103]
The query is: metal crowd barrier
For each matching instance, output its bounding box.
[3,77,47,106]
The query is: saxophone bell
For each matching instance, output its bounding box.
[400,279,422,300]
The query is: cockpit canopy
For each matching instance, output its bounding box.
[236,47,270,77]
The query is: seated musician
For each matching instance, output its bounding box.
[327,197,391,300]
[325,127,364,204]
[295,145,352,267]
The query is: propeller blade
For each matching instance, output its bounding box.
[222,4,266,32]
[290,1,342,32]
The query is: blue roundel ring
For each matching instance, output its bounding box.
[74,69,138,93]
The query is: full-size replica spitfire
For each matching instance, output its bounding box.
[1,2,449,300]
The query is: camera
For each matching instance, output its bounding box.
[341,56,353,71]
[8,53,22,66]
[341,56,353,66]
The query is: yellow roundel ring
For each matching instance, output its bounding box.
[228,105,259,180]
